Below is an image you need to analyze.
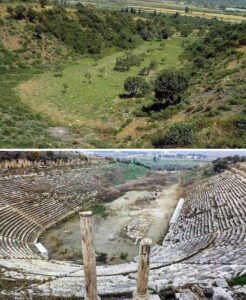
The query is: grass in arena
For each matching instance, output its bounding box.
[17,37,184,147]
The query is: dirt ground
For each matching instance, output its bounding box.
[41,171,181,264]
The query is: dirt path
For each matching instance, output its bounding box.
[41,175,180,264]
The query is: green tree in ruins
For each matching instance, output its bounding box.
[124,76,150,98]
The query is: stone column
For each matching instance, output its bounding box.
[133,238,152,300]
[79,211,100,300]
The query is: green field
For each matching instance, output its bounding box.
[137,158,211,168]
[81,0,246,22]
[17,37,184,147]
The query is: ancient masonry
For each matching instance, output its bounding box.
[0,163,245,298]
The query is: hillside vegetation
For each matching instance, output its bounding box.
[0,1,245,148]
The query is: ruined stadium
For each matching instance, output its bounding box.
[0,153,245,299]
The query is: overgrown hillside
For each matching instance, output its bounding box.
[0,1,245,148]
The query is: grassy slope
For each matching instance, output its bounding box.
[137,158,210,168]
[0,70,63,148]
[1,3,244,148]
[110,161,149,182]
[0,4,75,148]
[17,37,184,148]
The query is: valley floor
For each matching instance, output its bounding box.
[41,176,179,263]
[16,37,183,148]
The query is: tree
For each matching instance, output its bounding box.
[154,69,189,104]
[123,76,150,98]
[185,6,190,13]
[213,158,228,173]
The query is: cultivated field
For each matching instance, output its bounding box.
[81,0,246,23]
[130,5,246,22]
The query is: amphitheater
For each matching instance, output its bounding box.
[0,158,245,299]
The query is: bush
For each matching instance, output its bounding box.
[233,116,246,136]
[138,67,149,76]
[27,8,38,22]
[123,76,150,97]
[96,252,107,263]
[229,275,246,287]
[6,6,14,18]
[154,69,189,105]
[33,25,43,39]
[152,123,195,147]
[138,60,157,76]
[14,5,26,20]
[212,158,228,173]
[120,252,128,260]
[114,53,143,72]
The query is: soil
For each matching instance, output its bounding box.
[41,171,180,264]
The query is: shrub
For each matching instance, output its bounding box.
[27,8,38,22]
[229,275,246,287]
[96,252,107,263]
[233,116,246,136]
[6,6,14,18]
[212,158,228,173]
[92,204,108,217]
[138,60,157,76]
[123,76,150,97]
[193,56,206,69]
[14,5,26,20]
[138,67,149,76]
[180,27,191,37]
[33,25,43,39]
[114,53,143,72]
[206,108,220,117]
[152,123,195,147]
[120,252,128,260]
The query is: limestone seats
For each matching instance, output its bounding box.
[0,166,245,298]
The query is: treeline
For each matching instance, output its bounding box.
[116,157,151,169]
[212,155,245,173]
[186,22,246,70]
[121,20,246,105]
[3,3,216,57]
[0,151,88,162]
